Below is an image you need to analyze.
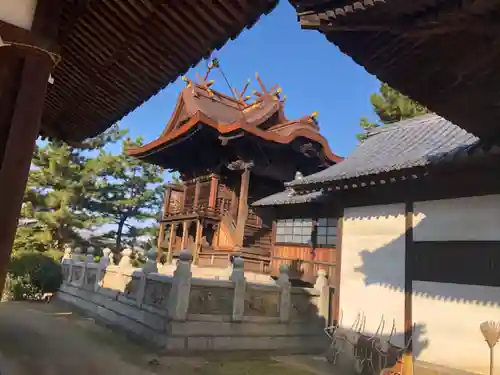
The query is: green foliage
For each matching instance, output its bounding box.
[4,252,63,300]
[16,125,126,253]
[87,137,164,251]
[357,83,429,142]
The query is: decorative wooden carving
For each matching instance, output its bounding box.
[227,160,254,171]
[299,142,319,158]
[188,285,234,315]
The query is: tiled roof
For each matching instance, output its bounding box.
[287,114,478,187]
[253,114,480,207]
[252,189,325,207]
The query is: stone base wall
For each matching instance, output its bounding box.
[57,248,329,353]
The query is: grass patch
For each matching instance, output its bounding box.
[181,356,315,375]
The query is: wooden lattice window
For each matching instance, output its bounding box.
[316,218,338,247]
[276,219,313,245]
[275,217,338,247]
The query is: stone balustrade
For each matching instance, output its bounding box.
[58,247,330,352]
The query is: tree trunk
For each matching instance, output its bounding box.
[115,218,127,252]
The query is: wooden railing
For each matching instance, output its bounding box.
[270,256,336,286]
[162,203,220,219]
[215,197,231,215]
[197,250,270,274]
[247,208,262,227]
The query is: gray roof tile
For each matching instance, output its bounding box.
[287,114,478,186]
[252,189,325,207]
[253,114,478,207]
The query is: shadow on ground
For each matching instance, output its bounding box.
[0,301,327,375]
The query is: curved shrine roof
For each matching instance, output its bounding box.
[128,77,343,166]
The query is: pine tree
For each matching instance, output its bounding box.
[15,125,126,253]
[357,83,429,141]
[87,137,164,251]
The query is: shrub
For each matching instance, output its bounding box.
[4,251,63,301]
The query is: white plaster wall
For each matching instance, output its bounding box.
[414,194,500,241]
[412,194,500,374]
[340,204,406,347]
[413,281,500,375]
[0,0,37,30]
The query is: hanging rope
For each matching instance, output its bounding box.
[0,38,62,67]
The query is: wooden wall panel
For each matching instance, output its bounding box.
[198,181,211,208]
[271,245,336,285]
[411,241,500,287]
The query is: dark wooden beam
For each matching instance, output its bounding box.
[403,201,414,375]
[0,20,59,54]
[0,0,64,293]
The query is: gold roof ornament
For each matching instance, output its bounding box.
[251,72,283,104]
[181,58,219,97]
[234,78,252,106]
[181,75,192,88]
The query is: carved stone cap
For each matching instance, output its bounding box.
[232,256,244,269]
[179,249,193,262]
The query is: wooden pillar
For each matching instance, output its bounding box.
[235,167,251,247]
[333,214,344,324]
[208,175,218,210]
[230,189,238,219]
[403,201,414,375]
[193,219,203,264]
[156,187,172,261]
[166,223,176,264]
[193,179,200,208]
[181,220,189,250]
[0,0,63,292]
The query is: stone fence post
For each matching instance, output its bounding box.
[118,248,133,268]
[230,256,246,322]
[73,248,85,286]
[61,246,73,284]
[136,249,158,306]
[314,269,330,324]
[277,264,291,322]
[168,249,192,320]
[95,248,112,291]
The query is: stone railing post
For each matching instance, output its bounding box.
[136,249,158,306]
[74,247,83,262]
[169,249,192,321]
[72,247,85,287]
[118,248,133,268]
[314,269,330,324]
[230,256,246,322]
[80,247,95,289]
[61,246,73,283]
[85,247,95,263]
[95,248,112,291]
[277,264,291,322]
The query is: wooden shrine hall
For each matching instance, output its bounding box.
[128,71,342,280]
[0,0,277,292]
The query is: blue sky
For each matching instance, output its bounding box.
[112,2,380,161]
